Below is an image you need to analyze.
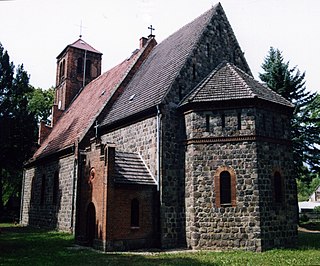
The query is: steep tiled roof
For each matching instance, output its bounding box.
[100,5,218,126]
[69,39,102,54]
[180,61,293,108]
[114,152,156,185]
[32,47,147,160]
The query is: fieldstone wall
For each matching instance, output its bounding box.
[101,116,158,178]
[157,4,252,248]
[184,109,261,251]
[183,105,297,251]
[21,155,76,232]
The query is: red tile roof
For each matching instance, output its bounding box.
[56,38,102,59]
[33,42,152,160]
[69,39,102,54]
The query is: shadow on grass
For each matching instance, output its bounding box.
[0,225,203,266]
[2,225,320,266]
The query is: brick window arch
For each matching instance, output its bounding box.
[214,166,236,207]
[131,198,140,228]
[273,171,284,204]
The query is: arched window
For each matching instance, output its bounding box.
[273,171,283,204]
[59,59,65,82]
[131,199,139,227]
[214,166,236,208]
[77,57,83,74]
[40,174,46,205]
[220,171,231,205]
[53,171,59,205]
[85,60,91,78]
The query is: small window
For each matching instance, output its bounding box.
[237,112,241,130]
[272,116,276,134]
[192,64,196,80]
[206,43,210,57]
[214,166,236,208]
[221,113,225,129]
[53,171,59,205]
[85,60,92,78]
[205,114,210,132]
[220,171,231,205]
[262,114,266,131]
[59,59,65,82]
[131,199,139,228]
[273,171,283,204]
[40,174,46,205]
[77,57,83,74]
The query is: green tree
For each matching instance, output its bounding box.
[0,43,37,216]
[28,87,54,124]
[259,47,320,179]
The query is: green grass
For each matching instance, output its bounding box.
[1,224,320,266]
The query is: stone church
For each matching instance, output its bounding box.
[20,3,298,252]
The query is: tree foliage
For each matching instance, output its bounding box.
[259,47,320,179]
[28,87,54,124]
[0,43,38,215]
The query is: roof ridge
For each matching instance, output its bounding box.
[77,38,157,142]
[231,63,293,106]
[158,6,218,104]
[226,62,257,98]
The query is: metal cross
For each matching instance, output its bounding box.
[78,20,87,39]
[94,120,99,138]
[148,25,155,36]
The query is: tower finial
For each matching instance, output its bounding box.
[79,20,84,39]
[148,25,155,38]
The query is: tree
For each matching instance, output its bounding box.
[28,87,54,124]
[0,43,37,217]
[259,47,320,179]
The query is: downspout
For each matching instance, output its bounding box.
[156,105,162,194]
[70,141,79,233]
[156,104,162,247]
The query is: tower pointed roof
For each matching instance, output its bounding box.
[57,38,102,59]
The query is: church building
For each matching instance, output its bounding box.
[20,3,298,252]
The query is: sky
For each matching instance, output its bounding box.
[0,0,319,93]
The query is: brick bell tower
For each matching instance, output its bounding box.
[52,38,102,124]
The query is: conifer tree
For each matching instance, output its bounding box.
[260,47,320,181]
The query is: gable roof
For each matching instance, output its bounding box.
[100,5,221,127]
[32,42,153,160]
[114,151,156,185]
[57,38,102,59]
[179,61,293,108]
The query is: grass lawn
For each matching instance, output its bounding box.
[1,224,320,266]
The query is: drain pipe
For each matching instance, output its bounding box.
[156,105,162,193]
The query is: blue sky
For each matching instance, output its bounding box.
[0,0,319,93]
